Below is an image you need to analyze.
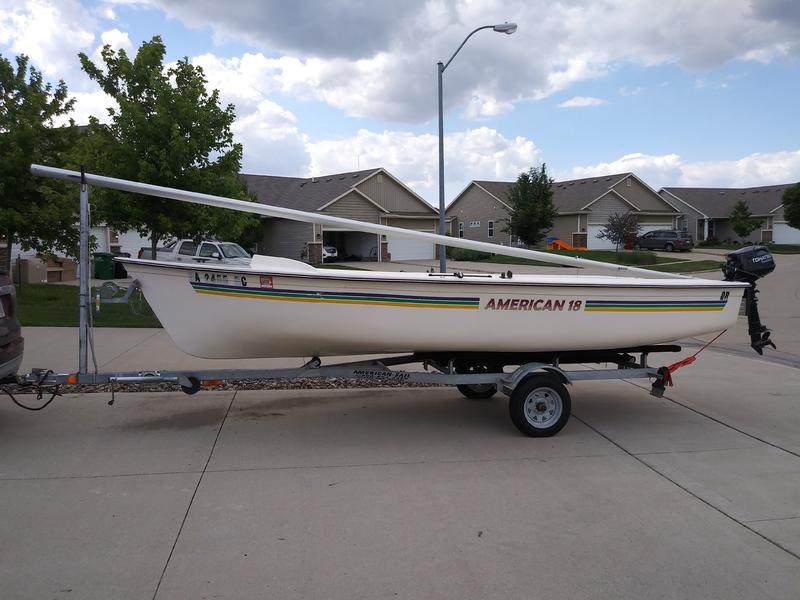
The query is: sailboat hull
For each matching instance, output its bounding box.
[119,256,747,359]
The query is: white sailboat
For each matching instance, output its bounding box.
[32,165,774,360]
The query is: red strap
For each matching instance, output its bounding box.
[666,330,727,375]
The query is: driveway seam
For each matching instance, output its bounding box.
[98,328,164,370]
[572,413,800,562]
[620,378,800,460]
[0,469,203,482]
[200,451,625,475]
[150,390,237,600]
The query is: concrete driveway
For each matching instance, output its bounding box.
[3,252,799,599]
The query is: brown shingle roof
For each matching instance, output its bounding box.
[471,173,633,213]
[242,169,380,212]
[661,184,788,218]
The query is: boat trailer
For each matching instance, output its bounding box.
[0,165,736,437]
[14,343,686,437]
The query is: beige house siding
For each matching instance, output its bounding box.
[386,218,435,231]
[321,191,382,223]
[587,193,633,224]
[638,215,675,226]
[357,172,430,213]
[446,185,513,244]
[772,206,785,220]
[612,176,676,212]
[259,219,313,261]
[549,215,580,244]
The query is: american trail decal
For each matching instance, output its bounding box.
[584,299,727,312]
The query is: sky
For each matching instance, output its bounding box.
[2,0,800,206]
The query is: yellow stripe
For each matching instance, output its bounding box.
[195,289,479,309]
[585,307,723,312]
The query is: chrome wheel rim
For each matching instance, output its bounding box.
[523,387,562,428]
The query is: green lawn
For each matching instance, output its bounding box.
[697,243,800,254]
[767,244,800,254]
[645,260,722,273]
[450,249,682,268]
[317,264,367,270]
[16,283,162,327]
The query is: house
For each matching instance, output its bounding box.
[244,168,439,264]
[446,173,682,249]
[659,184,800,244]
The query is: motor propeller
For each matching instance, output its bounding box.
[721,245,776,355]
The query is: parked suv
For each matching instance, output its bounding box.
[138,239,252,265]
[322,246,338,262]
[633,230,694,252]
[0,270,24,382]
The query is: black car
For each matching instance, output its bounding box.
[633,230,694,252]
[0,270,24,382]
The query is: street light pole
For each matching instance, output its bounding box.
[437,22,517,273]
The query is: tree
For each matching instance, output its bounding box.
[598,212,640,253]
[729,200,762,241]
[0,54,79,272]
[783,183,800,230]
[78,36,258,259]
[502,164,558,246]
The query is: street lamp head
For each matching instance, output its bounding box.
[493,22,518,34]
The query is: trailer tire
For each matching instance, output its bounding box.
[509,374,571,437]
[455,361,498,399]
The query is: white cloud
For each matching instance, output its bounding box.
[234,100,309,176]
[558,96,605,108]
[307,127,541,203]
[566,150,800,189]
[130,0,800,123]
[0,0,95,78]
[89,28,133,64]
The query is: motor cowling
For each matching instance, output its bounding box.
[721,245,775,283]
[720,245,776,354]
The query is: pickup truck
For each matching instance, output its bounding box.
[137,239,252,265]
[0,269,23,382]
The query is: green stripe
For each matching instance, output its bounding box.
[192,285,479,306]
[586,303,725,308]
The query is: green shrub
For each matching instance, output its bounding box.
[446,247,493,261]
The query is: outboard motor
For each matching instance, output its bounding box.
[721,245,776,354]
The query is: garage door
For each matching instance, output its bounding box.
[586,225,617,249]
[774,223,800,244]
[387,236,435,260]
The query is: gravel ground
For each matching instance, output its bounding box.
[3,377,446,400]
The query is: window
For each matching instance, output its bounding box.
[488,220,494,238]
[178,241,198,256]
[220,243,250,258]
[199,243,217,258]
[162,241,177,251]
[469,220,480,228]
[458,222,464,238]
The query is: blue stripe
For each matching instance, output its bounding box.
[190,280,478,302]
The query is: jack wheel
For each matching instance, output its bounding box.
[180,376,201,395]
[509,374,571,437]
[455,361,498,399]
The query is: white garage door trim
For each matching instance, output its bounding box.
[774,222,800,244]
[387,237,435,261]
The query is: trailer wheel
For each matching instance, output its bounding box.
[455,361,498,399]
[509,375,571,437]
